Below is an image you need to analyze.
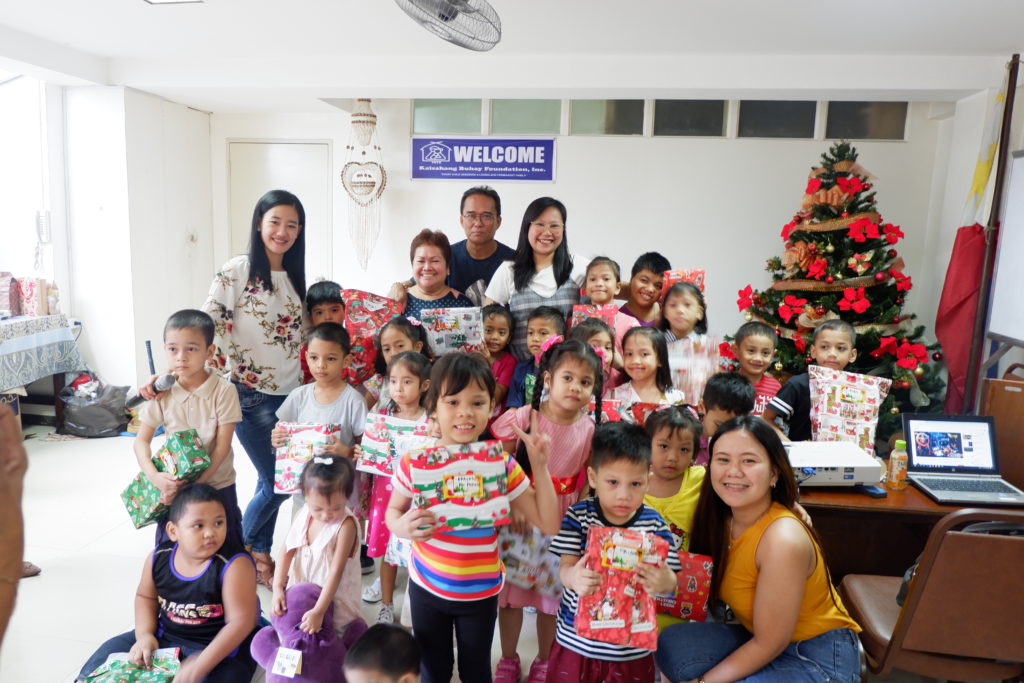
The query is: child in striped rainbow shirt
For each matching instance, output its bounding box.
[385,352,561,683]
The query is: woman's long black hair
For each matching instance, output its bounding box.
[511,197,574,292]
[246,189,306,298]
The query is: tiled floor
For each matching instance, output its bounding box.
[2,426,935,682]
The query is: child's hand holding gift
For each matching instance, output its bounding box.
[299,605,327,634]
[394,508,436,542]
[317,436,355,460]
[270,425,288,448]
[566,556,601,596]
[636,559,677,596]
[128,632,159,667]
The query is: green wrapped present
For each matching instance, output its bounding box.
[85,647,180,682]
[120,429,211,529]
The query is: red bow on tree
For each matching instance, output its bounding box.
[882,223,904,245]
[896,339,928,369]
[777,295,807,323]
[719,341,737,360]
[793,334,807,353]
[837,287,870,314]
[847,217,881,243]
[737,285,754,311]
[889,269,913,292]
[871,336,899,358]
[780,221,797,241]
[805,178,822,194]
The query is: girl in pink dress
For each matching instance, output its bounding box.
[359,351,431,625]
[489,339,605,683]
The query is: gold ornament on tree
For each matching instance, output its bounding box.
[890,406,900,415]
[913,366,925,377]
[341,99,387,269]
[774,361,784,371]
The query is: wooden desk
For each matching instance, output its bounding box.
[801,486,965,578]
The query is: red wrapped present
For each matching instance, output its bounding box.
[576,526,669,651]
[654,550,713,622]
[809,365,892,456]
[569,304,619,330]
[408,439,511,532]
[341,289,402,384]
[625,402,664,427]
[661,269,706,299]
[274,422,341,494]
[586,396,621,422]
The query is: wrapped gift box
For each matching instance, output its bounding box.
[586,396,621,423]
[809,365,892,456]
[667,335,720,404]
[408,439,510,532]
[120,429,210,529]
[660,268,706,298]
[654,550,713,622]
[274,422,340,494]
[569,304,619,330]
[358,413,432,477]
[341,289,403,384]
[623,402,664,427]
[85,647,180,682]
[576,526,669,650]
[499,527,563,598]
[419,307,483,355]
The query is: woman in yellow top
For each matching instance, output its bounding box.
[655,415,861,683]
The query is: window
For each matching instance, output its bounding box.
[570,100,644,135]
[412,99,481,134]
[826,101,908,140]
[653,100,726,137]
[738,100,816,138]
[491,99,560,135]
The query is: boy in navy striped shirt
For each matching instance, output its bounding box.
[548,422,681,681]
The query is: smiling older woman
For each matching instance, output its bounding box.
[402,229,473,320]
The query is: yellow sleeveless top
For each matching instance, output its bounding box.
[720,502,860,642]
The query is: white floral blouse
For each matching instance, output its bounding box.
[202,255,306,395]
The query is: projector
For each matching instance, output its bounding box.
[784,441,882,487]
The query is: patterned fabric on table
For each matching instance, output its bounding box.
[0,314,84,392]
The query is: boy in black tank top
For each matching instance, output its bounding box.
[77,484,259,683]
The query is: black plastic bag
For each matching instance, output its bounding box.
[57,380,129,437]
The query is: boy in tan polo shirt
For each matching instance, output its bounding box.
[135,309,244,547]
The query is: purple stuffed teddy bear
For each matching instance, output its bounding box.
[251,582,368,683]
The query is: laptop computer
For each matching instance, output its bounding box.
[902,414,1024,506]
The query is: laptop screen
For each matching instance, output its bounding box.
[902,414,999,475]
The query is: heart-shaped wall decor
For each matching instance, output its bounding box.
[341,162,387,207]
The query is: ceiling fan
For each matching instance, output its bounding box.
[393,0,501,52]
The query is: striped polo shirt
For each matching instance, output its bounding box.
[391,451,529,601]
[549,498,681,661]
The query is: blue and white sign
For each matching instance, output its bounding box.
[412,138,555,181]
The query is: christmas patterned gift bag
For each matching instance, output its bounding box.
[569,304,619,330]
[586,396,621,423]
[576,526,669,650]
[120,429,211,529]
[667,335,720,404]
[419,306,484,355]
[274,422,341,494]
[809,365,892,456]
[499,527,563,598]
[357,413,433,477]
[85,647,180,682]
[408,440,511,532]
[16,277,48,316]
[654,550,713,622]
[660,268,706,298]
[623,402,665,427]
[341,289,403,384]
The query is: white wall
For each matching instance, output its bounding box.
[64,86,212,386]
[212,100,945,341]
[0,76,45,279]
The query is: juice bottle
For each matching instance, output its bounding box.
[887,439,908,491]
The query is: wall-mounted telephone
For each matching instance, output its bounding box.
[36,210,51,244]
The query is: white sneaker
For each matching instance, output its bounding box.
[362,577,382,604]
[377,603,395,624]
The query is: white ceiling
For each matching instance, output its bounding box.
[1,0,1022,113]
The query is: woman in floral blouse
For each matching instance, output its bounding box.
[203,189,307,584]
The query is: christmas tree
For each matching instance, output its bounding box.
[735,141,945,442]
